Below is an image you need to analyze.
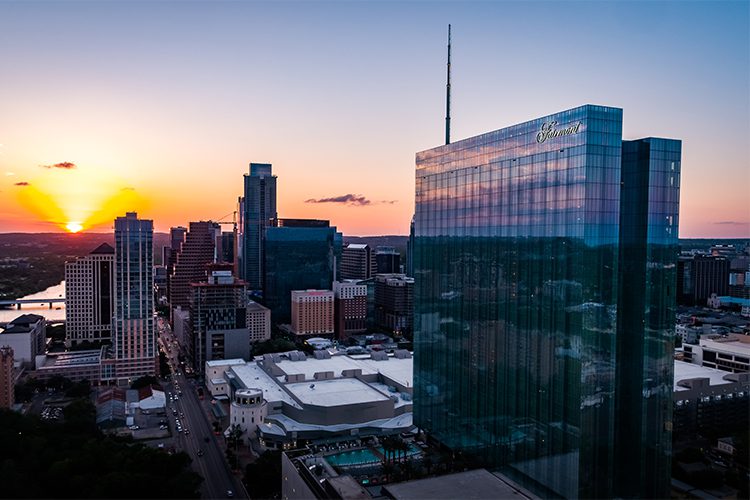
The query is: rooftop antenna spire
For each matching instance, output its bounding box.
[445,24,451,145]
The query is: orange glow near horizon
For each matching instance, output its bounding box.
[13,166,147,233]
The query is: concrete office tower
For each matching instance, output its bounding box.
[0,346,13,408]
[413,105,681,499]
[65,243,114,347]
[169,221,219,312]
[291,290,334,337]
[264,221,342,324]
[113,212,155,382]
[238,163,277,290]
[188,264,251,373]
[375,246,400,274]
[341,243,375,280]
[374,274,414,337]
[247,301,271,344]
[333,280,367,340]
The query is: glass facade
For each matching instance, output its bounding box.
[239,163,277,290]
[113,212,155,380]
[413,105,680,498]
[263,226,343,324]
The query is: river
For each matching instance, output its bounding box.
[0,281,66,323]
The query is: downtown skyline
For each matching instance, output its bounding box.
[0,1,748,237]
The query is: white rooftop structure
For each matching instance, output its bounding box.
[286,378,389,406]
[700,335,750,357]
[230,362,301,409]
[673,360,737,391]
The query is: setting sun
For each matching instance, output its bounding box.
[66,222,83,233]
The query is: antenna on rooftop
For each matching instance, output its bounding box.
[445,24,451,145]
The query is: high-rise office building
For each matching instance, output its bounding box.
[374,274,413,337]
[163,226,187,301]
[341,243,375,280]
[65,243,114,346]
[238,163,277,290]
[333,280,368,339]
[0,346,14,409]
[693,255,730,304]
[113,212,156,382]
[188,264,250,373]
[407,216,415,277]
[247,301,271,344]
[291,290,334,337]
[220,231,235,265]
[169,221,219,311]
[375,246,401,274]
[413,105,680,499]
[264,222,342,323]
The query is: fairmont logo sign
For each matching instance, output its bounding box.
[536,121,582,143]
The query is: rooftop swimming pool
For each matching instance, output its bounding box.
[325,443,423,468]
[325,448,381,467]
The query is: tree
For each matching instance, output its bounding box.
[251,338,296,356]
[244,451,282,499]
[65,379,91,398]
[130,375,158,390]
[228,424,244,451]
[0,407,202,498]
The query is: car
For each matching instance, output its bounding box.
[184,429,190,435]
[197,450,204,457]
[226,491,234,498]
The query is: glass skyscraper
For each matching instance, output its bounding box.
[113,212,155,382]
[264,223,342,324]
[238,162,277,290]
[413,105,680,498]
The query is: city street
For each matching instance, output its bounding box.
[158,319,246,499]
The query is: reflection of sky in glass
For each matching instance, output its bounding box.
[0,1,746,236]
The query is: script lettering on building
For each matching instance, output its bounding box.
[536,120,582,143]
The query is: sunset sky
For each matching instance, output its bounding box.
[0,1,747,237]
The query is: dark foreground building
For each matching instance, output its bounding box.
[413,105,681,498]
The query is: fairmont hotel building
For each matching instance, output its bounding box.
[413,105,681,499]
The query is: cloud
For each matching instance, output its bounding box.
[5,172,14,176]
[41,161,76,170]
[380,200,398,204]
[121,186,135,191]
[714,221,748,225]
[14,181,30,186]
[306,194,372,206]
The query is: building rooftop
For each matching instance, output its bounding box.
[2,314,45,334]
[247,300,269,313]
[699,334,750,357]
[90,242,115,255]
[382,468,534,500]
[285,378,390,407]
[206,358,246,368]
[346,244,368,250]
[673,361,737,391]
[37,349,102,369]
[230,362,301,409]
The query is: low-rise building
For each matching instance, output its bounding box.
[206,350,414,450]
[673,360,750,440]
[0,314,46,368]
[681,334,750,373]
